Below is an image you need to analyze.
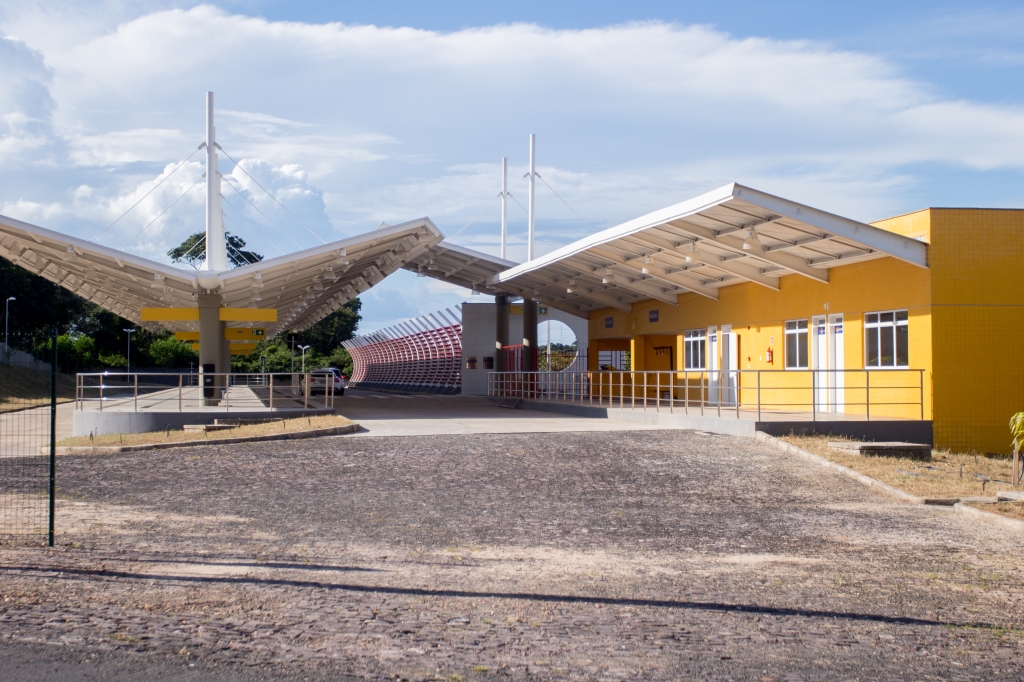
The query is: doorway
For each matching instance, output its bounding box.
[812,314,844,413]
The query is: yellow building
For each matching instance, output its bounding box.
[493,184,1022,454]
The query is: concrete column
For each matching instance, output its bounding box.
[197,293,223,405]
[495,295,509,373]
[522,299,538,372]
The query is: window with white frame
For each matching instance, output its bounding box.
[865,310,908,368]
[785,320,808,369]
[683,329,706,370]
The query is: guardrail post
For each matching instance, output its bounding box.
[99,376,103,412]
[669,372,674,414]
[757,370,761,422]
[865,371,870,421]
[811,370,816,422]
[304,373,310,409]
[270,373,274,410]
[919,369,924,421]
[226,374,231,412]
[179,374,183,412]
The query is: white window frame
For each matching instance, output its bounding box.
[785,319,809,370]
[683,329,706,370]
[864,310,909,369]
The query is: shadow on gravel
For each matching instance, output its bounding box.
[3,563,1002,631]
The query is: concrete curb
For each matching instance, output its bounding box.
[953,502,1024,532]
[48,423,360,455]
[754,432,926,504]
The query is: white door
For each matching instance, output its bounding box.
[721,326,737,406]
[829,314,844,413]
[707,326,719,404]
[813,316,828,411]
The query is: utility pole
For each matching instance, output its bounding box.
[4,296,14,364]
[527,134,536,261]
[500,157,508,260]
[123,328,136,373]
[298,344,310,373]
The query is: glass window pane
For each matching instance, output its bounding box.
[880,312,894,324]
[867,328,879,367]
[786,321,796,331]
[866,313,878,325]
[797,329,808,368]
[896,310,908,322]
[786,332,797,368]
[698,339,705,368]
[896,323,908,366]
[797,320,807,330]
[881,326,895,366]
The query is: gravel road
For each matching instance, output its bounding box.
[1,429,1022,681]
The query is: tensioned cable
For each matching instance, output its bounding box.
[91,144,204,242]
[136,194,206,256]
[218,147,326,244]
[173,233,208,269]
[221,175,304,250]
[119,179,204,249]
[537,174,597,232]
[221,190,296,252]
[223,207,286,257]
[448,174,526,243]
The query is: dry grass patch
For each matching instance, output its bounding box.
[968,501,1024,522]
[0,365,76,412]
[781,435,1019,499]
[57,414,354,448]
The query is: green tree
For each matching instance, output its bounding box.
[148,337,199,368]
[167,231,263,268]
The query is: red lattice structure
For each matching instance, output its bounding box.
[342,308,462,394]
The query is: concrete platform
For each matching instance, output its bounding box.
[827,441,932,460]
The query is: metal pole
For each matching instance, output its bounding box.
[205,91,227,271]
[866,371,870,421]
[500,157,508,260]
[919,369,924,421]
[269,373,274,410]
[133,373,138,412]
[527,133,536,261]
[179,374,183,412]
[757,371,761,422]
[5,296,13,364]
[811,370,816,422]
[48,328,56,547]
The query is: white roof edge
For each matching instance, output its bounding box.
[491,182,929,283]
[423,241,519,269]
[731,184,928,269]
[224,217,443,280]
[491,183,737,282]
[0,213,200,284]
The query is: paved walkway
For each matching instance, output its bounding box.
[338,390,666,437]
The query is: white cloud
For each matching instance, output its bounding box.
[0,5,1023,331]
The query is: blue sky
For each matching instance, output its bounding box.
[0,1,1022,333]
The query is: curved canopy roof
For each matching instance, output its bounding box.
[0,213,442,336]
[490,183,929,313]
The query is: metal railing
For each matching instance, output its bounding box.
[75,372,338,413]
[488,369,927,422]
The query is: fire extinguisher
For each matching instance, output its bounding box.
[766,347,774,365]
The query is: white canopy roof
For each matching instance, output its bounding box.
[490,183,929,313]
[0,213,443,336]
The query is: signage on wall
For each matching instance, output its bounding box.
[649,310,659,323]
[605,316,614,328]
[538,307,548,315]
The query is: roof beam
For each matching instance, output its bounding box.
[665,219,829,283]
[561,256,680,306]
[516,273,633,312]
[621,234,781,291]
[588,246,718,299]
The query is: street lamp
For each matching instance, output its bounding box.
[4,296,14,364]
[298,344,310,374]
[123,328,136,373]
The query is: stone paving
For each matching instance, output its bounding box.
[1,429,1023,680]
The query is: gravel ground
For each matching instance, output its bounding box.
[1,429,1023,681]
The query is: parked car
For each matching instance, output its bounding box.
[304,367,346,395]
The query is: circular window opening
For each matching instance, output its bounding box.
[538,319,578,371]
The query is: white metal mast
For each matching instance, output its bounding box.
[205,91,228,271]
[527,134,535,261]
[500,157,508,260]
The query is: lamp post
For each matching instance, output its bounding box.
[4,296,14,364]
[123,328,136,373]
[298,344,310,374]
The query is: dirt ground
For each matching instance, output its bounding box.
[1,430,1023,681]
